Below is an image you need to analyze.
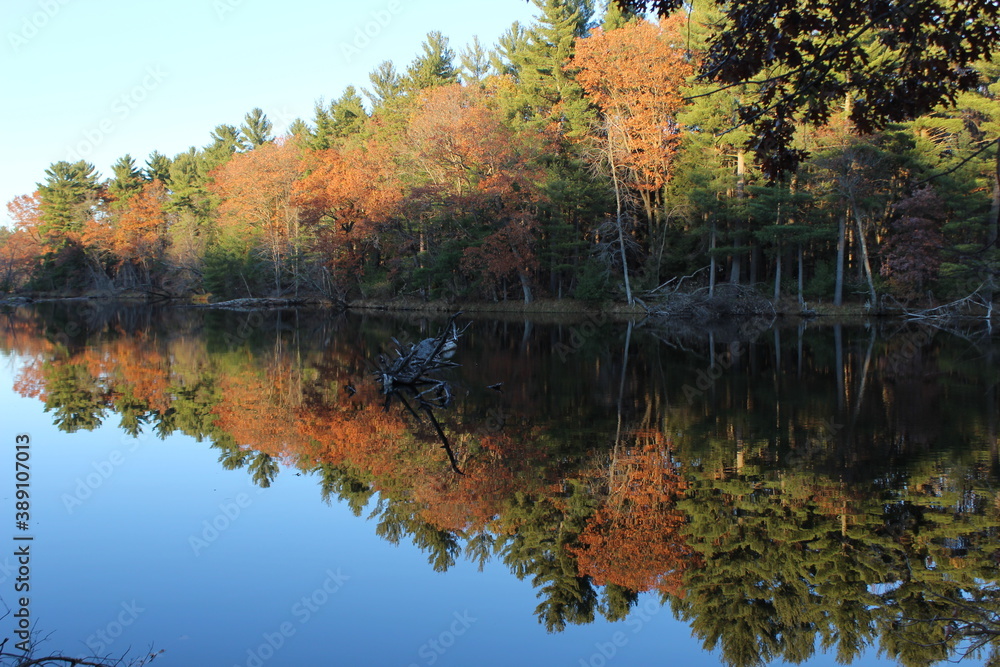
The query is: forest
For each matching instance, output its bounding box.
[1,0,998,310]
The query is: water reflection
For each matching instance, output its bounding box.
[2,302,999,667]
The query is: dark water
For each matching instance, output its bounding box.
[1,302,998,667]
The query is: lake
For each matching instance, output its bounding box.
[1,302,998,667]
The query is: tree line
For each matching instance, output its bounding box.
[2,0,998,309]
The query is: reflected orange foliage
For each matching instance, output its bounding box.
[213,363,311,464]
[572,429,697,596]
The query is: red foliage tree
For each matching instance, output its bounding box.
[403,84,551,302]
[881,186,947,301]
[2,194,44,289]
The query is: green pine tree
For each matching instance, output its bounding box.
[405,31,459,92]
[144,150,172,184]
[459,35,492,85]
[36,160,102,243]
[107,154,144,207]
[240,107,274,149]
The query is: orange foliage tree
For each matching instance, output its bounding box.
[403,84,551,303]
[2,194,43,289]
[84,180,169,287]
[210,140,305,294]
[295,141,402,297]
[573,17,694,227]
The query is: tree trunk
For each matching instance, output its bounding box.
[709,220,717,298]
[730,149,746,285]
[834,212,846,306]
[851,202,878,307]
[518,271,533,304]
[608,119,634,306]
[797,242,805,308]
[773,242,782,304]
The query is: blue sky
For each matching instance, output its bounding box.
[0,0,544,226]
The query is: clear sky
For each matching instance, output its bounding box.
[0,0,543,226]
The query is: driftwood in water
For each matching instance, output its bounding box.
[374,312,468,473]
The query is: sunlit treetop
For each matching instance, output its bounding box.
[614,0,1000,178]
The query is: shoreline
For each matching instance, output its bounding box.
[1,293,995,323]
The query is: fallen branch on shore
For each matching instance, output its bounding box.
[640,283,776,320]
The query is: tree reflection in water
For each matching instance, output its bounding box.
[3,302,1000,666]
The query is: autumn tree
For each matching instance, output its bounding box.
[614,0,1000,177]
[1,194,43,290]
[402,84,550,302]
[880,186,946,301]
[574,17,693,228]
[87,180,170,288]
[295,141,402,298]
[208,139,304,296]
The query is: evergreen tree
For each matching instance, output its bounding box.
[459,35,491,85]
[240,107,274,149]
[311,87,368,150]
[205,124,243,171]
[286,117,311,140]
[506,0,594,137]
[405,31,459,92]
[36,160,102,244]
[107,154,144,205]
[144,151,172,184]
[364,60,406,111]
[490,21,530,78]
[600,0,638,29]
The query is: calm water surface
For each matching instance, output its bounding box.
[1,303,998,667]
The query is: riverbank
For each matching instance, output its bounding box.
[2,291,995,324]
